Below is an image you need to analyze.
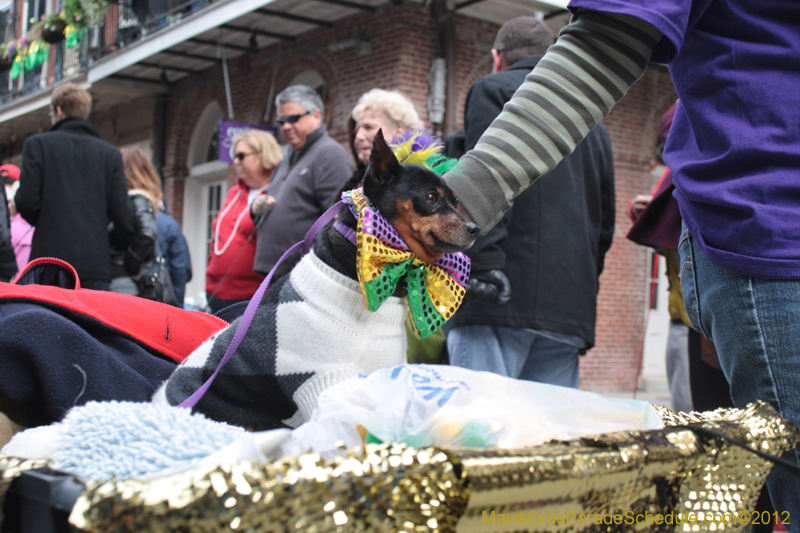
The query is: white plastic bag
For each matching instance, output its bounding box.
[1,367,663,479]
[292,364,662,454]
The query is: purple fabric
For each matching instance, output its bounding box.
[333,220,357,246]
[626,170,680,251]
[658,100,677,145]
[568,0,800,279]
[391,130,443,154]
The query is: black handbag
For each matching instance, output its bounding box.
[132,244,179,307]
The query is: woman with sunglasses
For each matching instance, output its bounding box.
[205,130,283,314]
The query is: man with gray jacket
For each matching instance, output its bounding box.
[252,85,353,279]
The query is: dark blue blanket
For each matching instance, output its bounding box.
[0,302,177,428]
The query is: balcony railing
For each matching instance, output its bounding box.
[0,0,215,108]
[0,26,97,104]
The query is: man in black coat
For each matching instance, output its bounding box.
[15,83,134,290]
[447,16,615,388]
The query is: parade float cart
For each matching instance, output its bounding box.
[0,401,795,533]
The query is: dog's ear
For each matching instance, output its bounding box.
[365,129,400,194]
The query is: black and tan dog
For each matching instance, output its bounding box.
[154,130,478,430]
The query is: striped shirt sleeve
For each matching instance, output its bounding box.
[443,10,661,233]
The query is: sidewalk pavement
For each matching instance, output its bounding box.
[596,377,673,410]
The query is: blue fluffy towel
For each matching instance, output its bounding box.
[51,401,246,480]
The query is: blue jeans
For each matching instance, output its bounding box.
[447,326,580,388]
[666,320,693,413]
[679,225,800,525]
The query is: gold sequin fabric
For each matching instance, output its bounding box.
[0,401,795,532]
[456,401,797,532]
[70,446,468,533]
[0,455,49,525]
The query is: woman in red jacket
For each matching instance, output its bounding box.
[205,130,283,313]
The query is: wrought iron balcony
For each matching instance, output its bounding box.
[0,0,216,108]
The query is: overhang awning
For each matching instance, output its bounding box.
[94,0,570,88]
[88,0,287,84]
[0,0,571,150]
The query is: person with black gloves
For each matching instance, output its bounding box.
[446,16,615,387]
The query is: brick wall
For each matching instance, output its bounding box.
[586,66,677,392]
[162,4,677,391]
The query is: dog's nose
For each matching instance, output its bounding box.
[465,222,480,236]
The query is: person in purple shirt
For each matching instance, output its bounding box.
[441,0,800,522]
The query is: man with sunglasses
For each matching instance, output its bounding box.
[251,85,353,279]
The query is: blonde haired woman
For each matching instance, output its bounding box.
[346,89,447,364]
[109,147,172,303]
[338,88,425,197]
[206,130,283,313]
[350,89,423,168]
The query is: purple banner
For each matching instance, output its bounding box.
[218,121,279,163]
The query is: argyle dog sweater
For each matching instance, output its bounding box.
[153,250,408,429]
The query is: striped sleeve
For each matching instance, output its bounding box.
[444,10,661,233]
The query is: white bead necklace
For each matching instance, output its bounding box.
[213,189,249,256]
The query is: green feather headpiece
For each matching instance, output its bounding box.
[389,130,457,176]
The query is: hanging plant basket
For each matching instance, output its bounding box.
[42,19,67,44]
[64,0,112,29]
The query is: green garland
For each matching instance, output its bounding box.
[2,0,103,80]
[65,26,86,48]
[5,22,86,79]
[9,41,49,79]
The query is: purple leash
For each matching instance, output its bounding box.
[179,200,344,408]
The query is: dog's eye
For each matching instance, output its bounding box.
[426,192,439,205]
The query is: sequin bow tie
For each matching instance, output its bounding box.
[341,188,471,338]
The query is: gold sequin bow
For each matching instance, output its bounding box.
[345,188,471,338]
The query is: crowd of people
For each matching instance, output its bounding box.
[1,66,616,381]
[2,83,192,306]
[0,19,648,406]
[0,0,797,519]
